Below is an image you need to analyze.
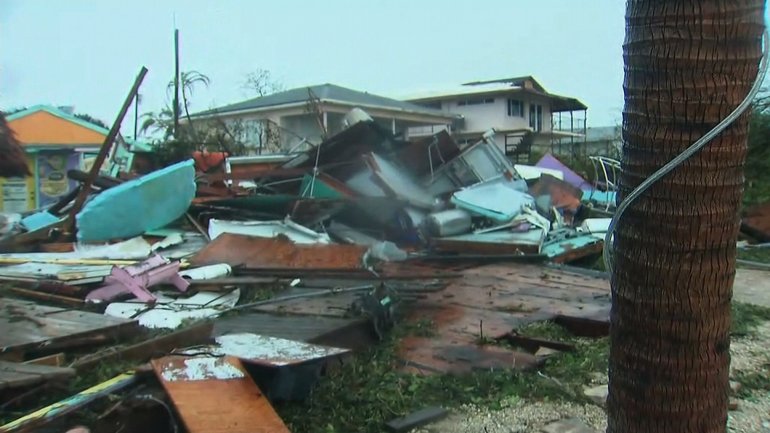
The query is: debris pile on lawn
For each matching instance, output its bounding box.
[0,104,623,433]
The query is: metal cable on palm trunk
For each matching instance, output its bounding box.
[603,29,770,275]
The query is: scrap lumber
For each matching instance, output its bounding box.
[23,353,65,367]
[397,263,610,374]
[0,298,139,359]
[191,233,366,270]
[0,361,74,391]
[501,333,576,353]
[66,67,148,235]
[151,355,291,433]
[71,321,214,372]
[0,372,138,433]
[385,406,449,432]
[3,287,84,308]
[187,333,349,367]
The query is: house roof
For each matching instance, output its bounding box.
[404,76,588,113]
[7,105,110,136]
[192,83,458,120]
[6,105,108,148]
[463,76,547,93]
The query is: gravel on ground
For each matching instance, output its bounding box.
[415,321,770,433]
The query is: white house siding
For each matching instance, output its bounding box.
[411,93,554,139]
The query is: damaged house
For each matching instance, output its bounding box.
[1,105,145,212]
[189,83,460,154]
[404,76,588,162]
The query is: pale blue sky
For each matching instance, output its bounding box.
[1,0,627,134]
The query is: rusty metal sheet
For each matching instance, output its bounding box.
[191,233,367,270]
[152,356,291,433]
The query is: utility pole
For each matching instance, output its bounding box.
[173,28,180,138]
[133,93,140,140]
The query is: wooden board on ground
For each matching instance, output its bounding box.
[151,355,291,433]
[0,360,74,391]
[71,322,214,372]
[398,264,611,374]
[0,298,139,357]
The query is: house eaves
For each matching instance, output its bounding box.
[191,98,460,123]
[190,83,458,122]
[406,86,587,113]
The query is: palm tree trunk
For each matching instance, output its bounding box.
[609,1,764,432]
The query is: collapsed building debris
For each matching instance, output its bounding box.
[3,104,765,433]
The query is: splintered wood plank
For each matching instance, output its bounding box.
[0,298,139,356]
[72,322,213,372]
[151,356,291,433]
[0,360,74,390]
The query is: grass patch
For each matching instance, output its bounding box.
[732,302,770,337]
[737,247,770,264]
[277,321,609,433]
[0,359,139,425]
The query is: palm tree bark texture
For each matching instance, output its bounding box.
[609,1,764,433]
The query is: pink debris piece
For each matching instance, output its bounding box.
[86,255,189,303]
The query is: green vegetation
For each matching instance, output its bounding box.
[744,97,770,208]
[737,247,770,264]
[278,300,769,433]
[731,302,770,337]
[277,320,608,433]
[733,368,770,399]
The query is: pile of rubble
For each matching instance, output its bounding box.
[0,108,624,433]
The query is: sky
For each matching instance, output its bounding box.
[0,0,627,135]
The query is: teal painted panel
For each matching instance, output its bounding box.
[582,190,616,207]
[300,174,345,199]
[21,211,61,231]
[76,160,196,242]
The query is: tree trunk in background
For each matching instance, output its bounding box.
[609,1,764,432]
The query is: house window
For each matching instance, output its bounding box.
[457,98,494,106]
[507,99,523,117]
[529,104,543,132]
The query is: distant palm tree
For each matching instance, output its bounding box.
[168,70,210,127]
[0,111,30,178]
[140,70,211,139]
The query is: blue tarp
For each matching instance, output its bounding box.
[76,160,196,242]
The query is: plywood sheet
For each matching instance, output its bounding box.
[0,298,138,356]
[152,356,291,433]
[0,360,74,390]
